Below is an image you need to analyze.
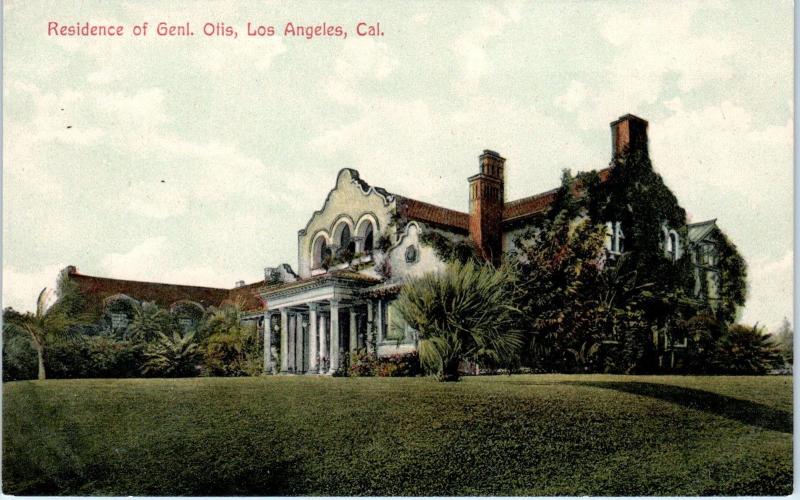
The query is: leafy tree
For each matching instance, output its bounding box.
[143,331,202,377]
[2,288,88,380]
[394,260,522,381]
[773,317,793,369]
[708,324,781,375]
[127,301,174,343]
[200,301,261,376]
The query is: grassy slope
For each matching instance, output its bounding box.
[2,375,793,496]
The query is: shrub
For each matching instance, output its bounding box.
[143,331,201,377]
[376,352,421,377]
[349,351,378,377]
[2,331,38,381]
[45,335,145,379]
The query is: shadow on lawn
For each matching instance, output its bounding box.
[561,381,792,434]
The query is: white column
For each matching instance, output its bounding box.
[328,301,340,375]
[280,309,289,373]
[295,313,303,373]
[287,312,295,372]
[319,314,327,373]
[366,301,374,354]
[377,299,384,343]
[308,304,319,374]
[263,312,272,374]
[349,308,358,354]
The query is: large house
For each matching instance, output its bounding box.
[64,113,725,374]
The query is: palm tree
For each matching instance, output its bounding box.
[394,260,523,381]
[127,301,173,342]
[143,331,202,377]
[2,288,81,380]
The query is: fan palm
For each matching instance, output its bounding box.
[394,260,523,381]
[143,331,201,377]
[127,301,173,342]
[2,288,83,380]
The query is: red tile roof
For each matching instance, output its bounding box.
[68,269,264,312]
[395,196,469,232]
[395,168,612,230]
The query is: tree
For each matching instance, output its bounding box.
[709,324,781,374]
[394,260,522,381]
[143,331,202,377]
[199,301,261,376]
[127,301,174,343]
[2,288,85,380]
[773,317,793,369]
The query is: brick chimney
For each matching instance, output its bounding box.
[610,114,648,158]
[469,150,505,265]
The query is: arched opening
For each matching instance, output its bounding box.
[356,219,375,254]
[339,224,354,253]
[104,295,138,332]
[171,301,205,332]
[312,234,332,269]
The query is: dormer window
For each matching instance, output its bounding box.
[606,221,624,255]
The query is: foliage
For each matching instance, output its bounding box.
[142,331,202,377]
[707,324,782,375]
[773,317,793,369]
[199,302,262,376]
[709,227,748,323]
[45,335,145,379]
[419,230,480,265]
[348,351,421,377]
[127,301,175,343]
[2,310,38,381]
[3,376,792,496]
[2,288,89,380]
[394,260,522,381]
[376,234,392,252]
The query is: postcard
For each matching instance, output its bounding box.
[2,0,794,496]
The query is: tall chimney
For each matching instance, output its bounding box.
[610,114,648,158]
[468,150,505,265]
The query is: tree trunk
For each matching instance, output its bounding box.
[36,345,46,380]
[439,358,461,382]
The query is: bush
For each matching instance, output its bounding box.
[3,333,38,381]
[143,332,202,377]
[347,351,420,377]
[45,336,145,379]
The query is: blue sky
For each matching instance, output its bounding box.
[3,0,793,330]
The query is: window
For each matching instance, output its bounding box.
[339,225,355,254]
[386,302,408,341]
[110,312,129,330]
[606,221,624,255]
[363,224,374,253]
[667,230,680,261]
[312,235,331,269]
[405,245,418,264]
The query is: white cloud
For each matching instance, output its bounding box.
[742,250,794,331]
[2,263,66,313]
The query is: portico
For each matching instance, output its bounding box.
[261,271,382,375]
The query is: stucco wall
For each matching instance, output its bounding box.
[297,169,395,278]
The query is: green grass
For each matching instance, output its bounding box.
[3,374,793,496]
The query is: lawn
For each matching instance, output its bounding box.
[2,374,793,496]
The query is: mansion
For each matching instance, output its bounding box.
[64,114,725,374]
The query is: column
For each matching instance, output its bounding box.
[366,301,374,354]
[295,313,304,373]
[287,312,295,372]
[377,299,384,343]
[308,304,319,374]
[319,314,327,373]
[328,301,340,375]
[280,309,289,374]
[263,312,272,374]
[349,308,358,354]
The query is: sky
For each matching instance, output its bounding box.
[2,0,794,330]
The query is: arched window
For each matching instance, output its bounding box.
[339,225,355,253]
[667,230,680,261]
[312,235,331,269]
[356,219,375,254]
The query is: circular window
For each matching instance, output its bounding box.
[405,245,418,264]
